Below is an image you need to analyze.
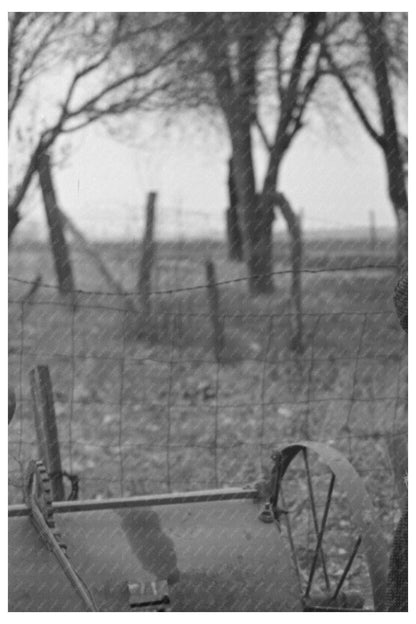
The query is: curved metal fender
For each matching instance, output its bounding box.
[278,441,389,612]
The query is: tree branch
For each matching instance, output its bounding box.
[66,35,186,119]
[277,14,322,141]
[273,14,294,102]
[255,117,272,152]
[61,81,173,133]
[9,15,190,219]
[285,49,329,143]
[189,13,236,118]
[8,14,69,127]
[261,12,324,196]
[8,128,59,217]
[322,45,385,148]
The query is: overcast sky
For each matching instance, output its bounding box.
[11,12,406,245]
[13,110,396,243]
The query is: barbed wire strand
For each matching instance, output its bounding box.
[8,262,397,297]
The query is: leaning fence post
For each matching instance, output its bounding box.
[138,192,157,338]
[274,192,304,353]
[29,365,65,501]
[37,151,75,297]
[205,260,225,362]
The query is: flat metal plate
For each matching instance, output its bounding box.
[8,517,88,612]
[9,497,302,611]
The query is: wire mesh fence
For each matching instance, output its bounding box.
[8,228,407,524]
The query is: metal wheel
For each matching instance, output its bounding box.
[266,442,389,612]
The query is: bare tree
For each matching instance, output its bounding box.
[323,12,407,266]
[8,12,75,236]
[8,12,185,239]
[8,13,71,129]
[161,12,325,294]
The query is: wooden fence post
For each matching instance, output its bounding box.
[138,192,157,337]
[30,365,65,501]
[205,260,225,362]
[274,192,304,353]
[37,152,75,296]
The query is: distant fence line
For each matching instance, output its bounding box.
[11,205,395,239]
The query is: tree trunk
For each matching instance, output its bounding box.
[202,14,275,295]
[226,206,244,262]
[8,205,20,240]
[231,122,274,294]
[249,195,275,294]
[37,152,75,295]
[226,158,243,262]
[361,13,408,268]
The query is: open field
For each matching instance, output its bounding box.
[8,233,407,602]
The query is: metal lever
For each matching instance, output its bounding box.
[25,460,99,612]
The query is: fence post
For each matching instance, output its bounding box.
[29,365,65,501]
[37,151,75,296]
[138,192,157,338]
[369,210,377,251]
[275,192,304,353]
[205,260,225,362]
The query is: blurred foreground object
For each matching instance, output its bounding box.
[387,265,408,611]
[393,269,408,333]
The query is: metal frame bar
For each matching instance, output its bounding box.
[9,487,259,517]
[331,536,362,603]
[305,473,335,598]
[303,448,331,591]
